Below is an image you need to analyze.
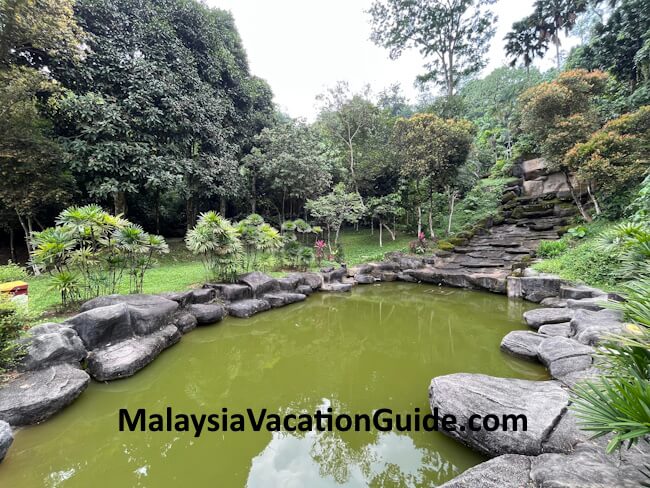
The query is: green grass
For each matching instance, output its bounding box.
[532,221,621,290]
[24,229,411,320]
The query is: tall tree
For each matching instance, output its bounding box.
[317,82,378,191]
[393,114,474,237]
[504,18,548,74]
[369,0,497,97]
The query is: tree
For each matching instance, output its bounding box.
[393,114,474,238]
[518,69,610,221]
[565,106,650,217]
[367,194,401,247]
[369,0,497,97]
[249,119,332,221]
[317,82,378,191]
[306,184,366,249]
[0,67,74,264]
[504,18,548,74]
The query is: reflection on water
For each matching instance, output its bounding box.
[0,283,545,488]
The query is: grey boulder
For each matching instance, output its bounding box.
[238,271,279,297]
[567,296,609,311]
[355,274,376,284]
[539,297,568,308]
[262,292,306,308]
[296,284,313,296]
[87,325,181,381]
[276,275,302,291]
[570,309,624,345]
[65,303,134,350]
[428,373,576,456]
[538,336,594,379]
[206,283,251,302]
[79,294,179,336]
[438,454,532,488]
[500,331,546,361]
[538,322,571,337]
[158,290,193,308]
[0,421,12,462]
[173,312,198,334]
[321,282,353,292]
[289,272,323,290]
[226,299,271,318]
[19,326,86,371]
[190,288,215,304]
[188,303,226,325]
[523,308,575,329]
[0,364,90,426]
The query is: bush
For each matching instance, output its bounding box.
[0,296,31,375]
[0,262,28,283]
[537,240,568,258]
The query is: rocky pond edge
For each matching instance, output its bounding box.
[0,252,647,487]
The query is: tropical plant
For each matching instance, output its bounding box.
[598,222,650,281]
[31,205,168,305]
[0,295,31,375]
[314,240,327,268]
[571,277,650,453]
[236,214,282,271]
[537,239,568,258]
[185,211,242,282]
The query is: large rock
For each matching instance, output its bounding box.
[173,312,198,334]
[276,275,302,291]
[521,158,548,180]
[567,296,609,311]
[321,266,347,283]
[0,421,12,462]
[65,303,133,350]
[321,282,353,292]
[537,337,594,380]
[560,285,605,300]
[296,284,313,296]
[539,297,568,308]
[428,373,575,456]
[523,308,575,329]
[570,309,624,345]
[538,322,571,337]
[238,272,278,297]
[87,325,181,381]
[19,326,86,371]
[500,331,546,361]
[508,275,564,302]
[0,364,90,426]
[190,288,214,304]
[408,268,507,293]
[355,274,376,284]
[158,290,193,308]
[206,283,252,302]
[531,441,649,488]
[188,303,226,325]
[289,272,323,290]
[79,294,179,336]
[388,255,425,270]
[226,299,271,318]
[438,454,532,488]
[262,292,306,308]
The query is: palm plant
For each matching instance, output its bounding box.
[598,222,650,280]
[186,211,242,282]
[571,276,650,453]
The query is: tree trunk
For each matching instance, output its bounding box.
[113,191,127,216]
[9,227,15,262]
[154,191,161,235]
[16,211,39,274]
[564,172,592,223]
[251,172,257,214]
[220,196,226,217]
[379,220,383,248]
[371,218,374,236]
[383,223,395,241]
[555,42,561,70]
[281,190,286,223]
[447,191,457,236]
[587,184,601,216]
[417,205,422,236]
[186,196,198,231]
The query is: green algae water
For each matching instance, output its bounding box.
[0,283,545,488]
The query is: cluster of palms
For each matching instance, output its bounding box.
[30,205,169,306]
[185,213,323,282]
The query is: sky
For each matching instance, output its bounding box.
[207,0,572,119]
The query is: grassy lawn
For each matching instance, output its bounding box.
[24,228,412,320]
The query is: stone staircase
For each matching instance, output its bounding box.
[349,159,581,294]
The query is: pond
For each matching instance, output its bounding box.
[0,283,546,488]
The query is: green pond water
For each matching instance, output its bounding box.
[0,283,546,488]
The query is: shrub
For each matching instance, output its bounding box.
[0,296,32,375]
[537,240,568,258]
[31,205,168,305]
[185,211,242,282]
[571,277,650,453]
[0,262,28,283]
